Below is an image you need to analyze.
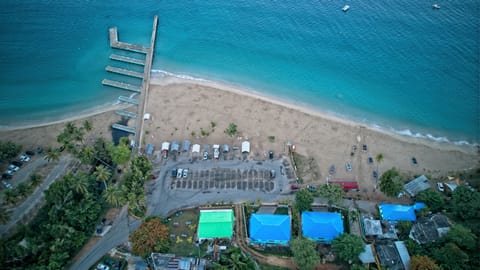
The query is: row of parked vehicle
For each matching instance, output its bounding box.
[172,168,189,179]
[3,153,32,180]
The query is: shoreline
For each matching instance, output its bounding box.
[150,74,477,156]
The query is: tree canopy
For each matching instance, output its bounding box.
[295,189,313,213]
[332,233,364,263]
[290,237,319,270]
[379,168,403,197]
[451,186,480,221]
[415,189,444,212]
[317,184,344,206]
[445,224,477,250]
[0,140,21,162]
[410,255,441,270]
[130,217,170,257]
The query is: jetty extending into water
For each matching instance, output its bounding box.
[104,15,158,150]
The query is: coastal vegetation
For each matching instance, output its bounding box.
[294,189,313,213]
[331,233,364,264]
[130,216,170,257]
[0,140,21,163]
[290,237,319,270]
[378,167,403,197]
[316,184,344,207]
[224,123,238,137]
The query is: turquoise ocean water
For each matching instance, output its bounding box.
[0,1,478,144]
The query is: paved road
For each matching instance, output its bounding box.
[0,155,72,236]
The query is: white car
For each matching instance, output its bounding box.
[203,151,208,160]
[177,168,183,179]
[345,162,352,172]
[437,182,444,192]
[8,165,19,172]
[182,169,189,178]
[20,154,30,162]
[96,264,110,270]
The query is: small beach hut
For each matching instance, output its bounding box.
[241,141,250,153]
[171,141,180,153]
[182,140,191,152]
[161,141,170,158]
[192,144,201,154]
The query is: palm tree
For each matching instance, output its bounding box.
[70,173,89,196]
[3,189,19,205]
[103,186,124,207]
[16,183,31,198]
[83,120,92,132]
[0,207,11,224]
[375,153,384,173]
[44,147,60,162]
[29,173,43,187]
[94,165,111,189]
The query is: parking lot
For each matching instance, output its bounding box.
[170,168,276,192]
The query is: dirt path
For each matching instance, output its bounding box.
[234,204,297,269]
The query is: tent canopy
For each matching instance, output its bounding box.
[198,209,234,240]
[241,141,250,153]
[249,214,291,245]
[379,204,418,221]
[192,144,201,153]
[302,212,343,242]
[161,142,170,151]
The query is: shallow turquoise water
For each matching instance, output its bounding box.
[0,0,478,144]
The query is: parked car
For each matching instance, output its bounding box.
[4,170,14,176]
[203,151,208,160]
[12,161,23,167]
[412,157,418,165]
[346,162,352,172]
[368,157,373,164]
[20,154,30,162]
[362,144,368,152]
[307,185,317,192]
[2,173,12,180]
[291,183,301,190]
[270,170,276,179]
[269,151,274,159]
[373,171,378,180]
[25,150,35,156]
[2,181,12,189]
[437,182,444,192]
[171,168,177,177]
[8,165,19,172]
[177,169,183,179]
[97,263,110,270]
[182,169,189,178]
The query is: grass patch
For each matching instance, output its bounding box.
[258,263,290,270]
[166,209,206,257]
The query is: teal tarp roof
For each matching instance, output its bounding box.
[249,214,290,244]
[378,203,424,221]
[302,212,343,242]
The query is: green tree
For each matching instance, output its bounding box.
[29,173,43,187]
[433,243,468,270]
[416,189,444,212]
[224,123,238,137]
[295,189,313,213]
[108,141,131,166]
[0,207,10,224]
[3,189,19,205]
[129,217,170,257]
[68,173,89,196]
[217,248,256,270]
[451,186,480,221]
[0,141,21,162]
[94,165,111,189]
[410,255,441,270]
[445,224,477,250]
[130,155,153,178]
[103,185,124,207]
[332,233,364,264]
[16,182,32,198]
[396,221,413,240]
[375,153,384,172]
[78,146,95,164]
[317,184,344,206]
[82,120,92,132]
[290,237,319,270]
[44,147,60,162]
[379,168,403,197]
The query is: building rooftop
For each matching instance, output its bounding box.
[301,212,343,242]
[379,203,425,222]
[249,214,291,245]
[409,214,451,244]
[375,241,410,270]
[403,175,431,197]
[151,253,206,270]
[197,209,234,240]
[363,218,382,236]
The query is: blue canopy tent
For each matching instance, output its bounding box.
[301,212,344,242]
[249,214,291,245]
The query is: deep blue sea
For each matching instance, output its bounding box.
[0,1,478,144]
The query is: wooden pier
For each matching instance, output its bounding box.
[106,16,158,152]
[115,109,138,119]
[106,66,144,79]
[102,79,141,93]
[109,27,148,54]
[110,54,145,65]
[118,96,139,105]
[112,124,136,134]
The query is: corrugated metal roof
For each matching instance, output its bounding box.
[403,175,431,197]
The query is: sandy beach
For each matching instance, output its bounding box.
[1,76,478,195]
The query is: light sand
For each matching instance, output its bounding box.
[1,77,478,195]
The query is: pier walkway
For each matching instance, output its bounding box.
[110,54,145,66]
[104,16,158,153]
[105,66,144,79]
[102,79,141,93]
